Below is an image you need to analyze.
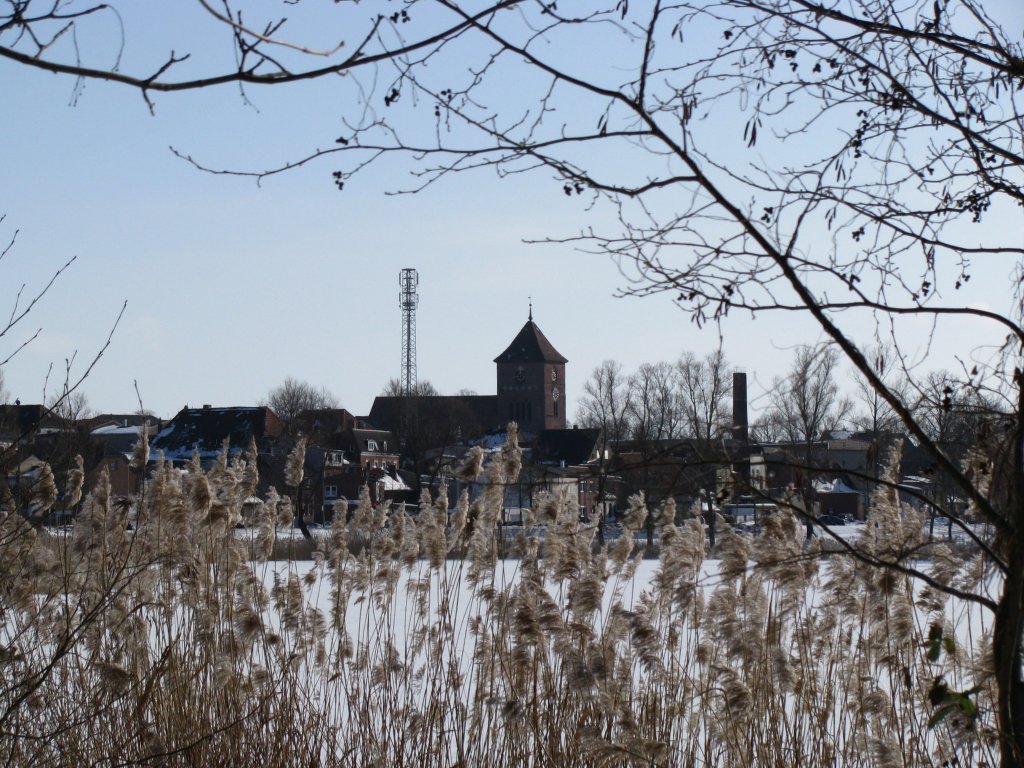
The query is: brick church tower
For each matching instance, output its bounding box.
[494,312,567,434]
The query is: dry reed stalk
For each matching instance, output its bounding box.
[0,423,1001,767]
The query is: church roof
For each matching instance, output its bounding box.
[494,320,567,364]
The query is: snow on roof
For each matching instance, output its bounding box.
[902,475,932,485]
[92,424,143,436]
[151,407,270,461]
[378,474,411,492]
[815,479,861,494]
[14,456,46,475]
[479,432,510,451]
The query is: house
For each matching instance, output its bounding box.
[814,477,866,520]
[2,453,46,507]
[87,421,158,497]
[336,427,408,506]
[88,445,137,499]
[149,406,284,499]
[1,404,97,519]
[423,437,582,525]
[301,426,410,519]
[79,413,161,432]
[292,408,364,447]
[150,405,284,465]
[824,432,873,472]
[0,403,51,467]
[347,428,400,471]
[533,427,601,467]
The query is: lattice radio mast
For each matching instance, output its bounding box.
[399,268,419,397]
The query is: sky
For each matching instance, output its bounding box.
[1,1,1021,423]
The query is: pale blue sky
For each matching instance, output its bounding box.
[1,1,1020,421]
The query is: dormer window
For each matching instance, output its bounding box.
[366,439,378,451]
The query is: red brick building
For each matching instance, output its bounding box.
[494,313,568,433]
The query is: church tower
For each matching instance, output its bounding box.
[494,312,567,434]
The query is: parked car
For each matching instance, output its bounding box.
[818,514,848,526]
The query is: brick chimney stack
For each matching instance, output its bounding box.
[732,371,749,443]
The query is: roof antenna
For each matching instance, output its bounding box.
[528,296,533,322]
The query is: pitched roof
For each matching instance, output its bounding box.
[534,428,601,466]
[92,423,150,454]
[150,407,279,461]
[0,404,48,440]
[79,414,157,431]
[366,395,498,437]
[350,428,397,454]
[494,320,567,364]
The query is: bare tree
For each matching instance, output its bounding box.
[576,360,633,449]
[46,391,94,424]
[914,370,999,459]
[675,350,731,444]
[850,345,909,437]
[381,378,439,398]
[769,345,852,447]
[576,360,632,534]
[7,0,1024,760]
[672,349,732,545]
[911,370,1003,528]
[750,411,785,445]
[263,377,339,426]
[627,361,680,444]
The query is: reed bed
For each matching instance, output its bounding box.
[0,428,999,766]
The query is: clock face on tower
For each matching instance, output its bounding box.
[552,387,560,401]
[515,366,526,383]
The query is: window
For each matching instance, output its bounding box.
[109,459,119,471]
[366,439,378,451]
[324,485,338,499]
[554,401,559,417]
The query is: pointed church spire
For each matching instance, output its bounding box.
[528,296,533,322]
[494,315,567,364]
